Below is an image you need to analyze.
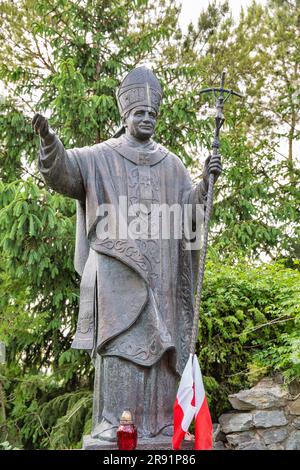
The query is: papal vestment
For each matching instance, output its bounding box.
[39,134,206,437]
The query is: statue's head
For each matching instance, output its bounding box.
[116,66,162,141]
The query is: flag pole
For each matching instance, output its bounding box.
[189,71,243,356]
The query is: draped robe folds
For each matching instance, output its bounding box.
[38,134,207,438]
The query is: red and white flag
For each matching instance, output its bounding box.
[172,354,213,450]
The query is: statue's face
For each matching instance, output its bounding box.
[124,106,157,141]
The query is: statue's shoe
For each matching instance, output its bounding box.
[160,425,174,437]
[91,419,117,442]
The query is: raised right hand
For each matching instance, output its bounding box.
[32,113,50,140]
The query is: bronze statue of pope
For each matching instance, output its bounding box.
[32,66,221,442]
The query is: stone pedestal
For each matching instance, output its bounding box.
[83,435,194,450]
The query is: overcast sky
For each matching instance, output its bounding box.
[179,0,267,30]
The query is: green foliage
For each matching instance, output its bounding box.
[0,440,21,450]
[1,363,92,449]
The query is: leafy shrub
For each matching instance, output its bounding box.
[1,260,299,447]
[200,259,300,419]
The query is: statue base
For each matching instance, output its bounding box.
[83,435,194,450]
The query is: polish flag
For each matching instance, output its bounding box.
[172,354,213,450]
